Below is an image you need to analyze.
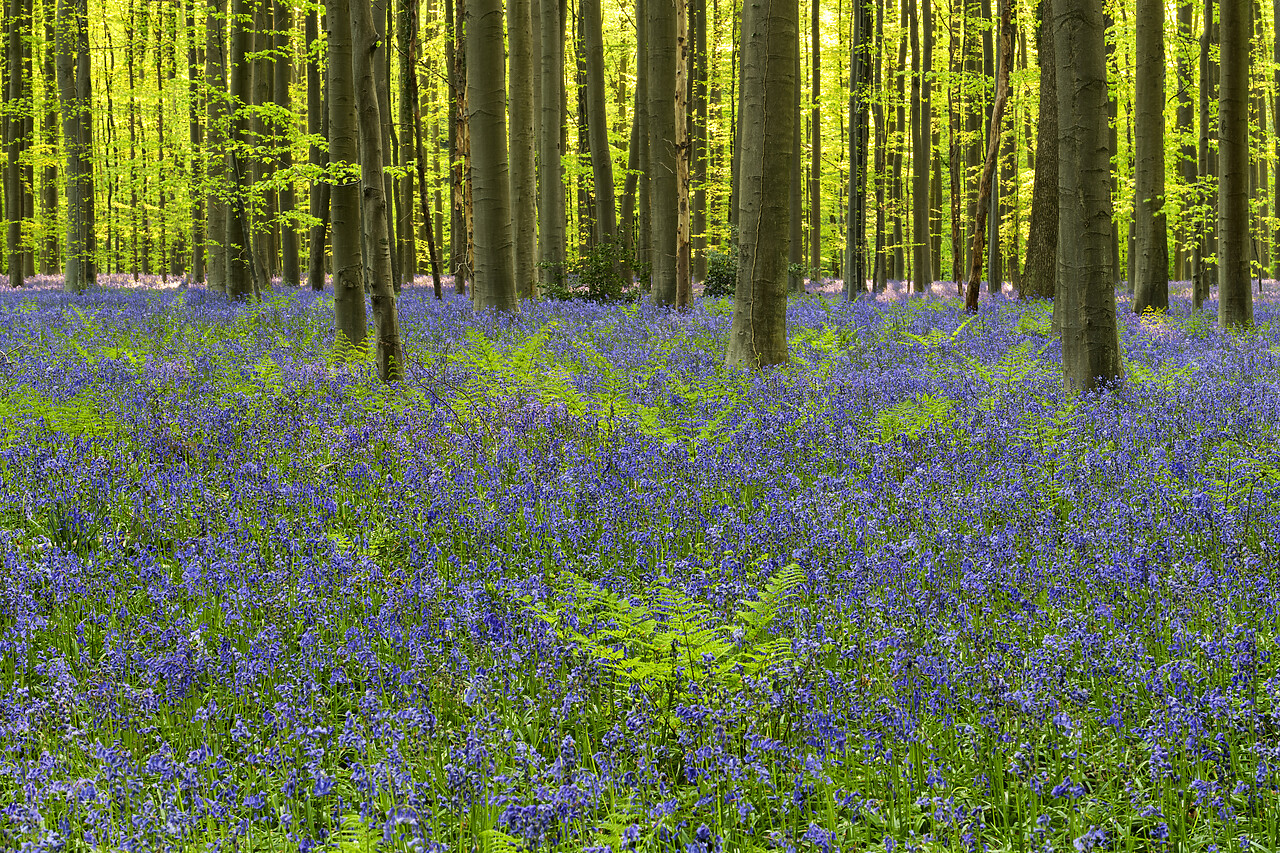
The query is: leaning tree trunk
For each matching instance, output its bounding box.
[327,0,366,349]
[1056,0,1122,390]
[726,0,796,368]
[352,0,405,378]
[467,0,518,311]
[1020,0,1056,301]
[1132,0,1168,313]
[1218,0,1251,327]
[306,7,330,290]
[963,0,1013,312]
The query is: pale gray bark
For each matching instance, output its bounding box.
[508,0,537,296]
[205,0,229,293]
[307,8,329,291]
[1132,0,1167,313]
[1055,0,1122,390]
[726,0,795,368]
[538,0,565,290]
[328,0,366,348]
[468,0,519,311]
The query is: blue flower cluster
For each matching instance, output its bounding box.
[0,278,1277,852]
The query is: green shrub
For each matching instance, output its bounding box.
[541,241,645,303]
[702,244,738,297]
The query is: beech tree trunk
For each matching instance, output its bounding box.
[205,0,228,293]
[1218,0,1251,327]
[1055,0,1122,390]
[226,0,257,298]
[648,0,678,305]
[726,0,796,368]
[467,0,519,312]
[56,0,94,291]
[507,0,537,296]
[1132,0,1167,312]
[307,8,330,291]
[1020,0,1056,301]
[327,0,366,348]
[538,0,565,291]
[844,0,870,296]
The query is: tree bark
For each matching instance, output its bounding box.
[810,0,821,276]
[691,0,707,281]
[351,0,405,377]
[844,0,870,296]
[963,0,1012,312]
[507,0,537,296]
[789,31,802,291]
[226,0,257,298]
[1056,0,1122,390]
[467,0,519,312]
[1020,0,1056,301]
[327,0,366,348]
[1218,0,1251,327]
[41,0,58,274]
[675,0,691,307]
[8,0,25,288]
[648,0,678,305]
[398,0,418,284]
[1132,0,1168,312]
[1193,0,1215,309]
[275,1,300,286]
[307,8,330,290]
[910,0,931,291]
[250,0,275,279]
[55,0,93,291]
[583,0,617,247]
[205,0,229,293]
[726,0,796,368]
[539,0,565,291]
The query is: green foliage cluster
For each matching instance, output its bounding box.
[541,241,647,303]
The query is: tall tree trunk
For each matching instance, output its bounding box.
[691,0,707,281]
[307,8,330,290]
[648,0,678,304]
[327,0,366,346]
[351,0,405,377]
[889,7,905,281]
[467,0,518,311]
[844,0,870,296]
[409,11,443,298]
[1274,0,1280,283]
[963,0,1012,311]
[205,0,228,293]
[398,0,417,284]
[55,0,92,291]
[1193,0,1215,308]
[187,0,203,281]
[1056,0,1122,389]
[810,0,821,275]
[374,1,399,290]
[226,0,257,298]
[872,0,886,290]
[251,0,275,280]
[1218,0,1252,326]
[8,0,25,288]
[727,0,795,367]
[675,0,691,306]
[538,0,565,291]
[505,0,536,296]
[1132,0,1168,312]
[583,0,617,247]
[1020,0,1056,300]
[1175,0,1194,281]
[789,31,803,291]
[41,0,58,274]
[909,0,930,291]
[635,0,651,287]
[275,1,299,286]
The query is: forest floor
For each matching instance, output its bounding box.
[0,278,1278,852]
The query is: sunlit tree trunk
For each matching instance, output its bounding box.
[1020,0,1055,301]
[726,0,796,368]
[648,0,678,304]
[56,0,93,291]
[583,0,617,248]
[539,0,565,291]
[327,0,366,347]
[307,8,329,291]
[226,0,256,298]
[276,1,299,286]
[506,0,537,297]
[205,0,228,293]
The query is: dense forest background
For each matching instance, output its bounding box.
[1,0,1270,305]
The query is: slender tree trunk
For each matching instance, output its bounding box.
[1194,0,1215,308]
[466,0,519,312]
[307,8,330,290]
[187,0,203,281]
[351,0,404,376]
[1274,0,1280,283]
[910,0,930,291]
[963,0,1012,312]
[1056,0,1122,389]
[373,1,399,290]
[675,0,691,306]
[56,0,92,291]
[872,0,886,289]
[691,0,707,281]
[648,0,678,304]
[844,0,870,296]
[810,0,821,275]
[1132,0,1168,312]
[789,32,803,291]
[583,0,617,247]
[226,0,257,298]
[538,0,565,291]
[274,1,299,286]
[1176,0,1194,281]
[41,0,58,274]
[1219,0,1252,326]
[8,0,25,288]
[1020,0,1056,300]
[328,0,366,346]
[727,0,796,367]
[250,0,275,280]
[506,0,537,296]
[397,0,417,284]
[205,0,228,293]
[635,0,651,286]
[410,16,443,298]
